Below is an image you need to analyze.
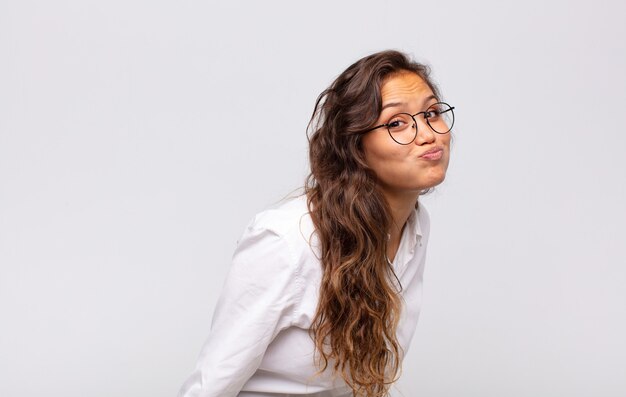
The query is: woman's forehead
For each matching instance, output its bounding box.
[380,72,434,102]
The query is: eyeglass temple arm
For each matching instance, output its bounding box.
[362,124,387,133]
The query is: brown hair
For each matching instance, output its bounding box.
[305,50,440,396]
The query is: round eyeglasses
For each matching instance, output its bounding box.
[364,102,455,145]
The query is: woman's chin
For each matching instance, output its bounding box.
[419,172,447,191]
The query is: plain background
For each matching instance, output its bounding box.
[1,0,625,396]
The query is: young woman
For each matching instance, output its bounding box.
[179,50,454,397]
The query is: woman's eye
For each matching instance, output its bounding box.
[387,119,409,132]
[425,109,441,119]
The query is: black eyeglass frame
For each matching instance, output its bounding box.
[363,101,456,145]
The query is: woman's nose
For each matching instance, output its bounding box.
[413,117,435,145]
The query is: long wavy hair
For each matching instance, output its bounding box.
[305,50,441,396]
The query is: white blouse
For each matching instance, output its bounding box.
[178,195,430,397]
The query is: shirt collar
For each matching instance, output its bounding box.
[406,206,422,238]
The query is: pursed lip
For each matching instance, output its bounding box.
[419,146,444,158]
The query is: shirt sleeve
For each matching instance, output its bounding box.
[178,220,302,397]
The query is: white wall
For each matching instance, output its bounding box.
[1,1,625,396]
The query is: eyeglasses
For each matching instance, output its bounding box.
[364,102,455,145]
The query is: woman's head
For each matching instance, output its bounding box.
[308,50,450,199]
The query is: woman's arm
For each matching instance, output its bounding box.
[178,221,302,397]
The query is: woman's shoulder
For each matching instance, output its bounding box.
[235,194,318,279]
[245,194,315,241]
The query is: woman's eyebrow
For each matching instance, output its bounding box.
[381,101,403,111]
[422,94,438,106]
[381,95,439,111]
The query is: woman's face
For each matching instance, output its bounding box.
[361,71,451,197]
